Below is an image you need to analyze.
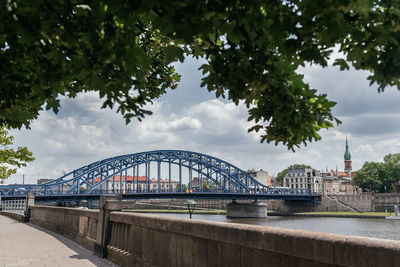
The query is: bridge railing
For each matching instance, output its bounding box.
[37,188,315,196]
[0,184,317,197]
[0,199,26,215]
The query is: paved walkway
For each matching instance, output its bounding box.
[0,215,116,267]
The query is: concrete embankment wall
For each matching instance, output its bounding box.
[334,195,373,212]
[374,193,400,212]
[333,194,400,212]
[0,211,26,222]
[107,212,400,267]
[30,206,98,251]
[28,204,400,267]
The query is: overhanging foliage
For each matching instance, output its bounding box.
[1,1,400,149]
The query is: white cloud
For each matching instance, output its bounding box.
[355,144,373,154]
[6,57,400,184]
[168,117,202,131]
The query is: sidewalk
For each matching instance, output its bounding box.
[0,215,115,267]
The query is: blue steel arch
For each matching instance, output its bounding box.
[45,150,271,194]
[0,150,312,196]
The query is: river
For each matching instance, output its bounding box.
[153,213,400,241]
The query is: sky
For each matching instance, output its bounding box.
[7,56,400,184]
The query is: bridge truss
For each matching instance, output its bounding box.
[0,150,314,198]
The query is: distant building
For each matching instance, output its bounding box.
[37,179,53,185]
[270,176,280,187]
[188,177,200,190]
[92,176,179,193]
[321,170,359,195]
[321,138,359,195]
[331,170,357,179]
[284,168,323,193]
[188,177,218,191]
[247,169,270,185]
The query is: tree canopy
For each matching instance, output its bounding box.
[353,153,400,192]
[0,125,35,183]
[2,1,400,149]
[277,164,312,184]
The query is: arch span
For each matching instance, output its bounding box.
[0,150,312,197]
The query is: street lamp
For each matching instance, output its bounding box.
[184,200,197,219]
[80,200,88,208]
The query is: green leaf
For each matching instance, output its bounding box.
[333,58,350,71]
[165,46,183,64]
[0,125,35,182]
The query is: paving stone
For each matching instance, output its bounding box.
[0,215,116,267]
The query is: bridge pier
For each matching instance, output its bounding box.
[226,200,267,218]
[94,195,122,258]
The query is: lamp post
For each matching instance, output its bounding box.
[80,200,88,208]
[184,200,197,219]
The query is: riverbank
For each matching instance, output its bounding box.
[125,209,395,219]
[270,211,394,219]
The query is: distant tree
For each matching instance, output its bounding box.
[353,162,387,192]
[383,154,400,164]
[2,2,400,149]
[354,154,400,193]
[383,153,400,192]
[0,125,35,183]
[277,164,312,184]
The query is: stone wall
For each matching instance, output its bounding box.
[24,199,400,267]
[107,212,400,267]
[30,206,98,250]
[0,211,26,222]
[335,195,373,212]
[327,194,400,213]
[374,193,400,212]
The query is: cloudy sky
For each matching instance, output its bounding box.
[7,56,400,184]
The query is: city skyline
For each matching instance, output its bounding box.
[7,56,400,184]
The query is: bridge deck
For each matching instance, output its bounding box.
[19,192,320,203]
[0,215,114,266]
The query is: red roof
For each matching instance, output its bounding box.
[93,175,148,183]
[332,171,357,178]
[333,171,348,177]
[92,175,178,183]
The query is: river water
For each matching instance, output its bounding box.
[153,213,400,241]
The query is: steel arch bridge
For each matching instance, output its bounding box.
[0,150,315,199]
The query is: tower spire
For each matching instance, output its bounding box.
[344,136,351,161]
[344,136,352,178]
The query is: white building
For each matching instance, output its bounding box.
[247,169,270,185]
[284,168,322,193]
[92,176,179,193]
[321,171,359,195]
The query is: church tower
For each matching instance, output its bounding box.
[344,137,352,178]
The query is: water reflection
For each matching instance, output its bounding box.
[153,213,400,241]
